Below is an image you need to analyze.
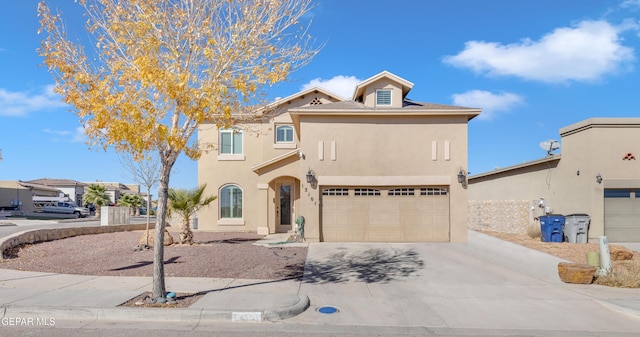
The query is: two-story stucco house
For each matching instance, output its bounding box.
[197,71,480,242]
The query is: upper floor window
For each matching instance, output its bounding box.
[376,89,391,106]
[220,129,242,154]
[275,125,294,143]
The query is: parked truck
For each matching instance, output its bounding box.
[32,196,91,218]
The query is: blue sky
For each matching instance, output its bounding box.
[2,0,640,194]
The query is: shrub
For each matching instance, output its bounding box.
[526,224,541,240]
[594,261,640,288]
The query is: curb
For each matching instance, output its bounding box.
[595,299,640,320]
[1,294,311,323]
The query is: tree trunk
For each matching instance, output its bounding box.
[180,218,193,245]
[145,187,152,247]
[152,152,176,301]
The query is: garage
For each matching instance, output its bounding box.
[320,186,450,242]
[604,189,640,242]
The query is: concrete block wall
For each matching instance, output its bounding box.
[468,200,534,234]
[0,223,153,260]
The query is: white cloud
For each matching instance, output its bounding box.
[300,75,361,99]
[72,126,88,143]
[621,0,640,9]
[443,20,636,83]
[43,128,71,137]
[0,85,67,117]
[42,126,86,143]
[451,90,524,120]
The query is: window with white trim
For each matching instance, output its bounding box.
[354,188,380,196]
[220,185,243,218]
[275,125,294,143]
[389,188,415,196]
[220,129,242,154]
[420,188,448,196]
[322,188,349,196]
[376,89,391,106]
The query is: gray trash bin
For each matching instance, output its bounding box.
[564,214,590,243]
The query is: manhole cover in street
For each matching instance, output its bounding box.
[317,306,340,314]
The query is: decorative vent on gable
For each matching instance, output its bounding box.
[310,97,322,105]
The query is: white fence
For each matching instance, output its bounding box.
[100,206,131,226]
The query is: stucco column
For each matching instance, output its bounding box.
[256,184,270,235]
[299,180,320,242]
[450,180,469,243]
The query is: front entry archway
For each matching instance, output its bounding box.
[273,177,299,233]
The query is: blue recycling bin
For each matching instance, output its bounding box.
[539,215,564,242]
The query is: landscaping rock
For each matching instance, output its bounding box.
[558,262,596,284]
[610,245,634,261]
[139,229,174,246]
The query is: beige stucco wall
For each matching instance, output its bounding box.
[469,118,640,240]
[0,181,34,213]
[197,92,338,232]
[296,115,470,242]
[361,78,404,108]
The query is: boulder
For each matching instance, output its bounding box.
[557,262,596,284]
[610,245,634,261]
[139,229,174,247]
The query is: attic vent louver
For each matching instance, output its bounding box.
[310,97,322,105]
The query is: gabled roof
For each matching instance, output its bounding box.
[251,149,300,174]
[18,181,62,192]
[24,178,87,187]
[253,86,346,118]
[288,98,481,131]
[292,99,479,112]
[273,86,346,106]
[353,70,414,102]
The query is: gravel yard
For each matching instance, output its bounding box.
[0,230,306,280]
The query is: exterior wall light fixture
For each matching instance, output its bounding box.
[306,169,315,184]
[596,173,603,184]
[457,168,467,184]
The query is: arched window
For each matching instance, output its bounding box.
[220,185,243,218]
[275,125,294,143]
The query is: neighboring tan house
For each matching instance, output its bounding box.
[23,178,87,206]
[0,180,38,214]
[468,118,640,242]
[83,181,142,205]
[198,71,481,242]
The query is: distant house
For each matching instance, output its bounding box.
[82,181,143,205]
[0,180,40,214]
[197,71,480,242]
[23,178,87,206]
[468,118,640,242]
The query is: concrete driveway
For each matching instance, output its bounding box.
[287,231,640,332]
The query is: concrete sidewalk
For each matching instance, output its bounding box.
[0,230,639,332]
[0,269,308,323]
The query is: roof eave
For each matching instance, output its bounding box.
[469,155,562,181]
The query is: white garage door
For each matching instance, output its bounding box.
[604,189,640,242]
[321,187,450,242]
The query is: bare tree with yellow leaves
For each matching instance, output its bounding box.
[38,0,319,303]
